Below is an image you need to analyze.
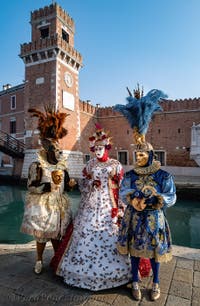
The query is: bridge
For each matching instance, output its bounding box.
[0,130,25,178]
[0,130,25,159]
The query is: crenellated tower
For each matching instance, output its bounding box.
[20,3,83,178]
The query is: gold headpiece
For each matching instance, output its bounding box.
[131,84,151,151]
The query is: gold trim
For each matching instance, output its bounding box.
[96,158,111,167]
[37,150,67,170]
[133,160,161,175]
[133,127,145,145]
[108,175,117,208]
[117,244,173,263]
[117,244,129,255]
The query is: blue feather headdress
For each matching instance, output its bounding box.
[114,84,167,150]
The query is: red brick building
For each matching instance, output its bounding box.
[79,100,200,170]
[0,83,25,166]
[0,3,199,178]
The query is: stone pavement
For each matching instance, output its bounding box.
[0,242,200,306]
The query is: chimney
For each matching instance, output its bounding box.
[3,84,12,90]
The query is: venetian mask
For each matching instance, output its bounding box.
[94,145,105,159]
[51,170,63,185]
[41,139,63,164]
[136,151,149,167]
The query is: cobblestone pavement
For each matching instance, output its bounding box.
[0,242,200,306]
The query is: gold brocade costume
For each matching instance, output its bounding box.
[21,151,72,240]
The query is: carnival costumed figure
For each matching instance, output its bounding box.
[54,124,131,291]
[114,85,176,301]
[21,105,75,274]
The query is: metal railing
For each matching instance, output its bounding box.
[0,130,25,158]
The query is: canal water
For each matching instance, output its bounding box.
[0,185,200,248]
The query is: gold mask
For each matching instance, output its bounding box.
[51,170,63,185]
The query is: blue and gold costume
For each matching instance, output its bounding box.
[114,85,176,300]
[117,160,176,262]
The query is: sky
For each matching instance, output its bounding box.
[1,0,200,106]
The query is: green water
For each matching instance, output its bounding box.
[0,185,200,248]
[0,185,80,244]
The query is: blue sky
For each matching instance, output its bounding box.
[1,0,200,106]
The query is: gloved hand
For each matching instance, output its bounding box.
[82,167,92,179]
[145,196,158,205]
[69,178,77,188]
[130,190,145,200]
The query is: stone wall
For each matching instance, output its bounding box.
[21,149,84,179]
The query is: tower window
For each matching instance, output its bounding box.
[154,151,165,166]
[10,119,16,134]
[62,29,69,43]
[178,128,181,133]
[10,96,16,110]
[118,151,128,165]
[40,27,49,39]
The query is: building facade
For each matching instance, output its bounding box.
[19,3,83,178]
[0,3,199,178]
[0,83,25,166]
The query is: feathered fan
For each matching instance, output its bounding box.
[114,85,167,144]
[28,104,69,140]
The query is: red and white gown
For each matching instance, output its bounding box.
[55,157,131,291]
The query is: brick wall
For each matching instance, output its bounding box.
[1,85,200,172]
[77,99,200,167]
[0,84,25,142]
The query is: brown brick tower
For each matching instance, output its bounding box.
[20,3,83,178]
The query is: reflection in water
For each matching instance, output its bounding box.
[0,185,30,244]
[0,185,200,248]
[166,200,200,249]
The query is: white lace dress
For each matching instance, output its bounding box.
[58,158,131,291]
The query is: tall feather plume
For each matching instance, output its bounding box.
[114,86,167,142]
[28,104,69,140]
